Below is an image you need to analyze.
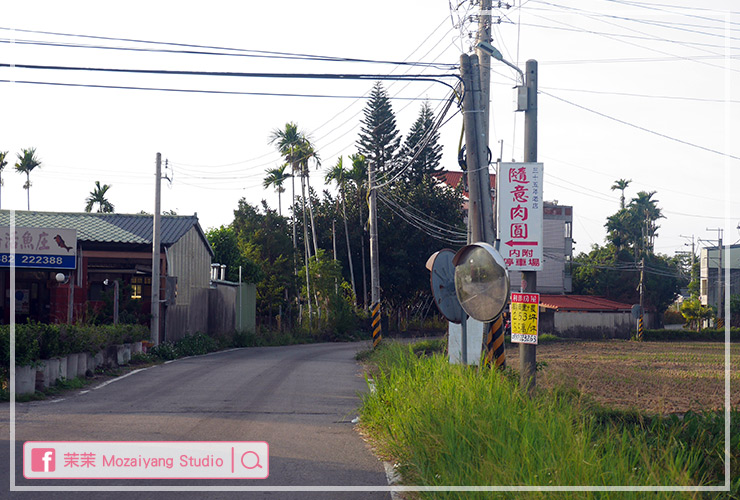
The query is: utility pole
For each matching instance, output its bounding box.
[476,0,492,162]
[638,257,645,340]
[520,60,538,395]
[151,152,162,346]
[368,160,381,348]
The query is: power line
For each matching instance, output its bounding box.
[541,90,740,161]
[0,27,458,69]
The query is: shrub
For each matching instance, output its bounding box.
[174,333,218,357]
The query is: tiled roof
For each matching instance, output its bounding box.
[539,294,633,311]
[0,211,212,254]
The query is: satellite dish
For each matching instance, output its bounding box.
[427,249,464,324]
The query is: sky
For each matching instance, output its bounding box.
[1,0,738,258]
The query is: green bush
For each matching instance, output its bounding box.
[641,328,739,342]
[662,309,685,325]
[174,333,219,357]
[148,341,179,360]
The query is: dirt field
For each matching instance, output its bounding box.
[506,340,740,414]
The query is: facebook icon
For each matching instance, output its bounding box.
[31,448,55,473]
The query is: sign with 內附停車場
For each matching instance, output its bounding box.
[496,162,543,271]
[510,292,539,344]
[0,227,77,269]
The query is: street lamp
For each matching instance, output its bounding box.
[476,41,525,84]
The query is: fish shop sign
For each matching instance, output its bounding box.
[0,227,77,269]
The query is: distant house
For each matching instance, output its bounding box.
[0,210,214,342]
[700,243,740,311]
[539,294,636,339]
[434,170,573,293]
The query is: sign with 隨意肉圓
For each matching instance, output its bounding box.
[0,227,77,269]
[496,162,544,271]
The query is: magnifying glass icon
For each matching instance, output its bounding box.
[240,451,262,469]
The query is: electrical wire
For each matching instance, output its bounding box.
[540,90,740,161]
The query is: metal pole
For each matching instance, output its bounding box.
[113,280,119,325]
[239,265,242,331]
[369,160,381,348]
[151,152,162,346]
[520,60,538,395]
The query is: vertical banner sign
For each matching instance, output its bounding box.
[496,162,544,271]
[510,292,539,344]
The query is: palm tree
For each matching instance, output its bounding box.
[610,178,631,209]
[296,139,321,258]
[263,164,292,216]
[325,156,356,299]
[85,181,115,213]
[629,190,663,254]
[0,151,7,209]
[14,147,41,210]
[348,153,369,310]
[269,123,314,324]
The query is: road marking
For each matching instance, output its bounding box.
[90,367,149,391]
[384,461,402,500]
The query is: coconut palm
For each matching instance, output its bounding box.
[14,147,41,210]
[610,178,631,209]
[325,156,356,299]
[262,164,292,216]
[0,151,7,209]
[630,190,663,253]
[85,181,115,213]
[348,153,369,310]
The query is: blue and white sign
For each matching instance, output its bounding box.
[0,227,77,269]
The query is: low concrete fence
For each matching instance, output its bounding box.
[12,342,143,395]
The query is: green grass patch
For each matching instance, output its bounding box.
[638,328,740,342]
[359,341,737,499]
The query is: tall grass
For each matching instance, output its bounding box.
[359,342,736,499]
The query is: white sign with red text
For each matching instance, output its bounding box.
[496,162,543,271]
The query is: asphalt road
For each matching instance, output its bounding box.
[0,341,391,500]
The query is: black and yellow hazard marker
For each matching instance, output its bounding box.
[484,315,506,369]
[372,302,382,349]
[717,318,725,329]
[637,315,644,341]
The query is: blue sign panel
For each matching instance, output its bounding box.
[0,253,76,269]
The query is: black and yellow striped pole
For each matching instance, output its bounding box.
[717,317,725,329]
[637,314,644,341]
[484,314,506,369]
[371,301,382,349]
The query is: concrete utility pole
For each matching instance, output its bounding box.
[476,0,492,160]
[368,160,381,347]
[520,60,538,395]
[638,257,645,340]
[151,152,162,346]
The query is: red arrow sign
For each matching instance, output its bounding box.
[504,240,538,247]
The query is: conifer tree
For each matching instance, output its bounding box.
[398,101,443,184]
[357,82,401,174]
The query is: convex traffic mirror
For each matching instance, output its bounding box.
[452,242,510,322]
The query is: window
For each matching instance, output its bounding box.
[564,221,572,239]
[130,276,151,300]
[700,279,707,296]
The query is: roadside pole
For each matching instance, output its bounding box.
[151,152,162,346]
[369,161,381,348]
[520,60,538,395]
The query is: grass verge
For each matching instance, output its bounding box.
[358,341,738,499]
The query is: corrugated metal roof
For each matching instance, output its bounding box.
[539,294,632,311]
[0,211,211,253]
